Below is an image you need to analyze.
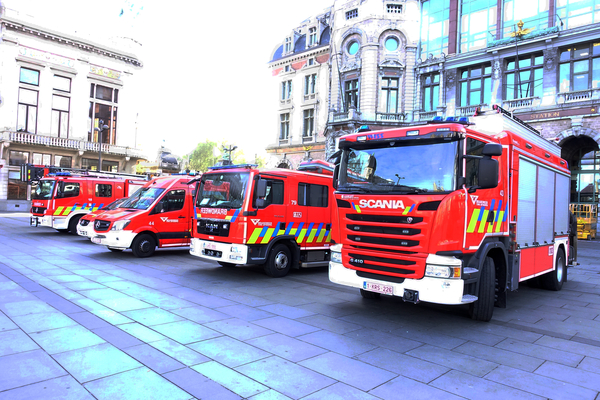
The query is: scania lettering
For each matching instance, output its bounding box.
[88,175,196,257]
[189,163,334,277]
[329,106,576,321]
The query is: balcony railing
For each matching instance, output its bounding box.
[557,88,600,104]
[1,131,142,157]
[302,135,314,143]
[376,112,407,122]
[502,96,540,109]
[418,110,439,121]
[456,104,487,117]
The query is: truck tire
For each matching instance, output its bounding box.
[264,244,292,278]
[469,257,495,322]
[131,234,156,258]
[68,215,82,235]
[360,289,381,299]
[541,249,565,291]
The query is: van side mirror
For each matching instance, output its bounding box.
[151,200,165,215]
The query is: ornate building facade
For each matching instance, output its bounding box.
[416,0,600,206]
[269,0,600,207]
[266,9,332,168]
[0,4,144,211]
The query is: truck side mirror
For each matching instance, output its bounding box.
[256,179,267,198]
[482,143,502,156]
[333,165,339,190]
[478,157,499,189]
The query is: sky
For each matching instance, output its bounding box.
[10,0,332,162]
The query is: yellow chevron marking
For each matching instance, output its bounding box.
[54,207,64,216]
[317,229,327,243]
[495,211,505,233]
[260,228,275,244]
[477,210,489,233]
[248,229,261,244]
[307,229,318,243]
[466,209,479,233]
[297,228,308,243]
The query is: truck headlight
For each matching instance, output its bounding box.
[111,220,130,231]
[330,244,342,264]
[425,264,461,279]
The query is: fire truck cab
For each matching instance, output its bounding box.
[89,175,196,257]
[189,164,334,277]
[328,106,572,321]
[30,172,146,234]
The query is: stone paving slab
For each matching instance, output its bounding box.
[84,366,192,400]
[1,216,600,399]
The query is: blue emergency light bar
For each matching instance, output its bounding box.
[207,164,257,170]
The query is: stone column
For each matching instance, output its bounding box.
[542,47,559,106]
[359,43,379,121]
[404,46,417,122]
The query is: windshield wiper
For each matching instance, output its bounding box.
[338,184,374,193]
[382,184,428,193]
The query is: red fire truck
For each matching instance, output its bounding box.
[328,105,573,321]
[88,175,196,257]
[29,170,146,234]
[189,164,334,277]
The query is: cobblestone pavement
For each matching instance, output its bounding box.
[1,212,600,399]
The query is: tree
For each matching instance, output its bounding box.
[188,140,218,172]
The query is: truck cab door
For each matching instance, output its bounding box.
[249,178,286,245]
[151,188,190,247]
[296,182,330,248]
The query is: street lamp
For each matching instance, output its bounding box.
[94,120,109,171]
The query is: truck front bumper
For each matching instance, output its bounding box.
[190,238,248,264]
[31,215,59,229]
[90,230,137,250]
[329,261,472,305]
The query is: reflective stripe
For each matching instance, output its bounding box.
[54,206,64,216]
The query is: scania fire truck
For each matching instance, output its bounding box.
[29,170,146,234]
[89,175,196,257]
[328,105,573,321]
[189,164,334,277]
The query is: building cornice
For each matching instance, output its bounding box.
[1,16,142,67]
[269,45,330,68]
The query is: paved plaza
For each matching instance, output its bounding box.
[1,212,600,399]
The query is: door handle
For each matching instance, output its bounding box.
[178,216,186,218]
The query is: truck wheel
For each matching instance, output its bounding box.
[541,249,566,291]
[360,289,381,299]
[68,215,83,235]
[131,234,156,258]
[469,257,495,322]
[264,244,292,277]
[218,261,236,267]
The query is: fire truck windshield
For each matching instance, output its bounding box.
[196,172,249,209]
[339,141,459,193]
[120,188,165,210]
[32,180,56,200]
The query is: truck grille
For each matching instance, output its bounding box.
[31,207,46,215]
[343,212,428,279]
[94,220,111,232]
[197,219,230,237]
